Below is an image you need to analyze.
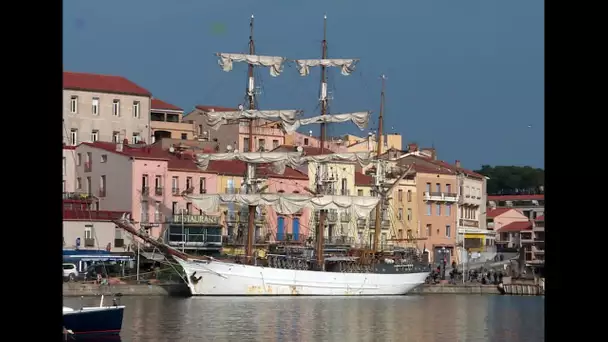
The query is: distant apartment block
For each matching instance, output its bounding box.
[487,194,544,220]
[63,71,152,146]
[150,99,195,142]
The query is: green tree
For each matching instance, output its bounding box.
[474,165,544,195]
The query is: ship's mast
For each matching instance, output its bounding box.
[245,14,256,263]
[372,75,386,254]
[315,15,329,270]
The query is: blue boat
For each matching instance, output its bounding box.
[63,296,124,338]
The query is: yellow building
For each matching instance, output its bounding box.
[150,99,196,142]
[344,133,402,154]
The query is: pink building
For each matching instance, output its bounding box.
[486,208,529,246]
[73,141,221,252]
[71,140,310,251]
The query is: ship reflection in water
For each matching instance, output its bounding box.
[64,295,544,342]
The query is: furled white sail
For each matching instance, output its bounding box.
[217,53,286,77]
[203,110,300,131]
[195,152,303,174]
[294,59,358,76]
[186,193,380,218]
[282,112,371,133]
[195,151,373,175]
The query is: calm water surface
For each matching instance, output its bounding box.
[64,295,544,342]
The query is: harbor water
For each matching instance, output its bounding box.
[64,295,544,342]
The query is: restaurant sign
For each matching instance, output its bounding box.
[171,214,219,225]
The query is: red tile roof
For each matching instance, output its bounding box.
[63,145,76,150]
[195,105,237,112]
[487,208,515,218]
[63,71,151,97]
[78,142,308,180]
[535,215,544,222]
[488,194,544,201]
[497,221,532,233]
[151,98,183,111]
[355,172,374,186]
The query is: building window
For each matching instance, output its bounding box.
[436,203,441,216]
[407,190,412,202]
[62,180,66,192]
[398,189,403,201]
[172,201,178,215]
[62,157,66,175]
[426,204,431,216]
[198,125,203,135]
[435,183,441,193]
[90,130,99,142]
[258,139,265,151]
[199,177,206,193]
[172,176,179,194]
[425,183,431,193]
[357,189,363,196]
[76,153,82,166]
[133,101,140,118]
[70,96,78,113]
[243,138,250,152]
[70,129,78,146]
[186,177,193,190]
[181,133,187,140]
[272,139,279,149]
[446,204,451,216]
[446,225,451,238]
[86,176,92,194]
[100,175,106,196]
[113,99,120,116]
[92,97,99,115]
[407,208,412,221]
[141,201,149,222]
[142,174,149,192]
[186,202,192,214]
[100,154,107,163]
[304,138,309,145]
[111,132,120,143]
[398,208,403,221]
[132,133,140,144]
[155,175,162,188]
[76,177,82,189]
[446,184,451,194]
[426,224,431,237]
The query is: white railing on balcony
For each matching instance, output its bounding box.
[423,191,458,202]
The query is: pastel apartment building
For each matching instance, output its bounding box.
[284,131,347,152]
[488,194,544,220]
[150,99,196,142]
[345,133,403,154]
[62,195,130,253]
[493,212,544,264]
[63,71,152,145]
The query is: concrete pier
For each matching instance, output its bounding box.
[63,282,190,297]
[414,284,501,295]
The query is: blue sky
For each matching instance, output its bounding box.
[63,0,544,170]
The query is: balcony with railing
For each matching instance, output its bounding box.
[98,188,106,197]
[357,218,367,228]
[423,192,458,202]
[84,161,92,172]
[172,187,180,196]
[155,187,163,196]
[63,192,96,202]
[141,213,149,223]
[325,235,355,245]
[459,218,480,228]
[520,232,534,243]
[142,186,150,196]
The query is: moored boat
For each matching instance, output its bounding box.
[63,296,124,337]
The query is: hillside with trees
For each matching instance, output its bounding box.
[473,165,544,195]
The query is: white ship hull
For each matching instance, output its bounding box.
[176,258,429,296]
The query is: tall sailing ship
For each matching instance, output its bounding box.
[114,15,430,296]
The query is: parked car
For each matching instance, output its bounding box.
[63,263,79,281]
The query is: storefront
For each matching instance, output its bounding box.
[464,233,486,252]
[166,214,222,254]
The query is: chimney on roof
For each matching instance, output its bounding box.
[408,143,418,152]
[455,160,461,168]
